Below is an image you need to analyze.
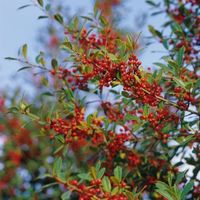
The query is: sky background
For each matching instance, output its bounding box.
[0,0,165,92]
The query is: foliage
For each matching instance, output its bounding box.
[0,0,199,199]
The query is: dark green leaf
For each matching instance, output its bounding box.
[177,47,185,66]
[181,180,194,199]
[146,0,158,7]
[51,59,58,69]
[37,0,43,7]
[81,16,93,22]
[121,91,130,98]
[18,5,31,10]
[175,171,186,184]
[5,57,17,60]
[99,15,108,26]
[54,13,64,25]
[17,66,32,72]
[38,16,48,19]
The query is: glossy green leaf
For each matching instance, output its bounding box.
[53,157,62,175]
[181,180,194,199]
[54,13,64,24]
[102,176,111,192]
[37,0,44,7]
[22,44,28,59]
[114,166,122,181]
[177,47,185,66]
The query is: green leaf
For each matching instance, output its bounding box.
[155,189,175,200]
[179,135,194,146]
[37,0,44,7]
[151,10,164,16]
[156,181,170,191]
[81,16,93,22]
[171,23,183,35]
[146,0,158,7]
[5,57,17,60]
[35,173,52,180]
[175,171,186,184]
[54,13,64,25]
[41,92,54,97]
[126,34,134,50]
[61,191,71,200]
[8,107,19,114]
[148,25,162,38]
[17,66,32,72]
[143,104,149,116]
[155,182,174,200]
[111,187,119,195]
[125,190,135,200]
[108,53,117,61]
[63,89,74,101]
[173,77,186,89]
[78,173,92,181]
[45,4,51,11]
[90,167,97,179]
[97,168,105,179]
[51,59,58,69]
[95,161,101,171]
[99,15,108,26]
[54,145,65,155]
[22,44,28,59]
[121,91,130,98]
[18,5,31,10]
[55,135,65,144]
[153,62,168,70]
[73,16,79,29]
[194,78,200,89]
[181,180,194,199]
[114,166,122,181]
[162,39,169,49]
[28,113,39,121]
[177,47,185,66]
[53,157,62,175]
[62,40,73,52]
[41,182,58,190]
[38,16,48,20]
[102,176,111,192]
[124,114,138,121]
[168,59,180,72]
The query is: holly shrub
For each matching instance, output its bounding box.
[1,0,199,199]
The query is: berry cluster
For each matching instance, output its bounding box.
[48,106,106,149]
[101,102,124,122]
[107,131,132,159]
[121,55,162,106]
[67,177,129,200]
[48,106,86,143]
[79,28,119,53]
[141,107,179,143]
[128,152,141,167]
